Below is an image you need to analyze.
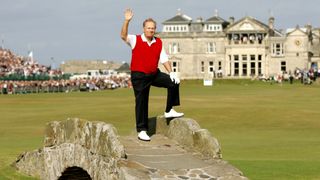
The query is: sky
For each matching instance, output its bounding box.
[0,0,318,67]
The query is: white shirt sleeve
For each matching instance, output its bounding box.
[127,34,136,49]
[159,47,169,64]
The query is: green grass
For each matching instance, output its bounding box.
[1,79,320,179]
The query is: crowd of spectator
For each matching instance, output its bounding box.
[0,48,131,95]
[0,77,131,94]
[259,68,320,84]
[0,48,61,77]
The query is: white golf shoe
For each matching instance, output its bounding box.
[138,131,150,141]
[164,109,184,118]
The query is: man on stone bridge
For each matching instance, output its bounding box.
[121,8,184,141]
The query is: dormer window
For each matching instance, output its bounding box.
[163,25,189,32]
[204,24,222,32]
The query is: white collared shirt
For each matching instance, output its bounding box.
[127,33,168,64]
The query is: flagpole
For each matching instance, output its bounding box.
[1,34,4,49]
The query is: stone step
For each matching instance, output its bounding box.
[119,134,247,180]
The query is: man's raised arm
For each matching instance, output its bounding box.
[120,8,133,42]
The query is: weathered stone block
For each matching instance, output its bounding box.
[14,149,44,178]
[44,118,125,159]
[167,118,200,147]
[193,129,222,159]
[156,116,222,159]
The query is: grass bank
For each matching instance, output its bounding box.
[0,79,319,179]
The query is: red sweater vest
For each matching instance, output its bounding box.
[131,35,162,74]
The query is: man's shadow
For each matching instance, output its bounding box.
[147,116,174,136]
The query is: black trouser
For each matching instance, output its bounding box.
[131,70,180,132]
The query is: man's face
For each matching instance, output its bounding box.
[143,21,156,39]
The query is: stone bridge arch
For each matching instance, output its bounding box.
[14,118,125,180]
[58,166,91,180]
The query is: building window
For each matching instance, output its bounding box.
[250,55,255,61]
[217,61,222,77]
[242,55,247,61]
[281,61,286,72]
[272,43,284,56]
[201,61,205,73]
[258,54,262,61]
[207,42,216,53]
[208,61,215,73]
[250,62,256,75]
[234,62,239,76]
[205,24,222,32]
[172,61,179,72]
[167,25,187,32]
[169,42,180,54]
[258,62,262,75]
[242,62,247,76]
[257,34,263,44]
[234,55,239,61]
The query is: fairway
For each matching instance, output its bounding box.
[1,79,320,179]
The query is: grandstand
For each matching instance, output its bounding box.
[0,48,131,94]
[0,48,60,79]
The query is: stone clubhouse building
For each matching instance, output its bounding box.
[158,10,320,79]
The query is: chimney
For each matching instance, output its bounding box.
[229,17,235,25]
[268,16,275,30]
[305,23,313,43]
[305,23,312,33]
[177,8,182,15]
[196,17,203,23]
[214,9,219,17]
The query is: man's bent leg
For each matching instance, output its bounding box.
[166,83,180,112]
[152,71,183,116]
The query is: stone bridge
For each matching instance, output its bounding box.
[14,119,125,179]
[14,117,247,180]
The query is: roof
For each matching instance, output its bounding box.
[226,16,283,36]
[116,62,130,72]
[240,16,269,29]
[205,16,226,23]
[205,15,229,28]
[286,27,307,34]
[162,13,192,25]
